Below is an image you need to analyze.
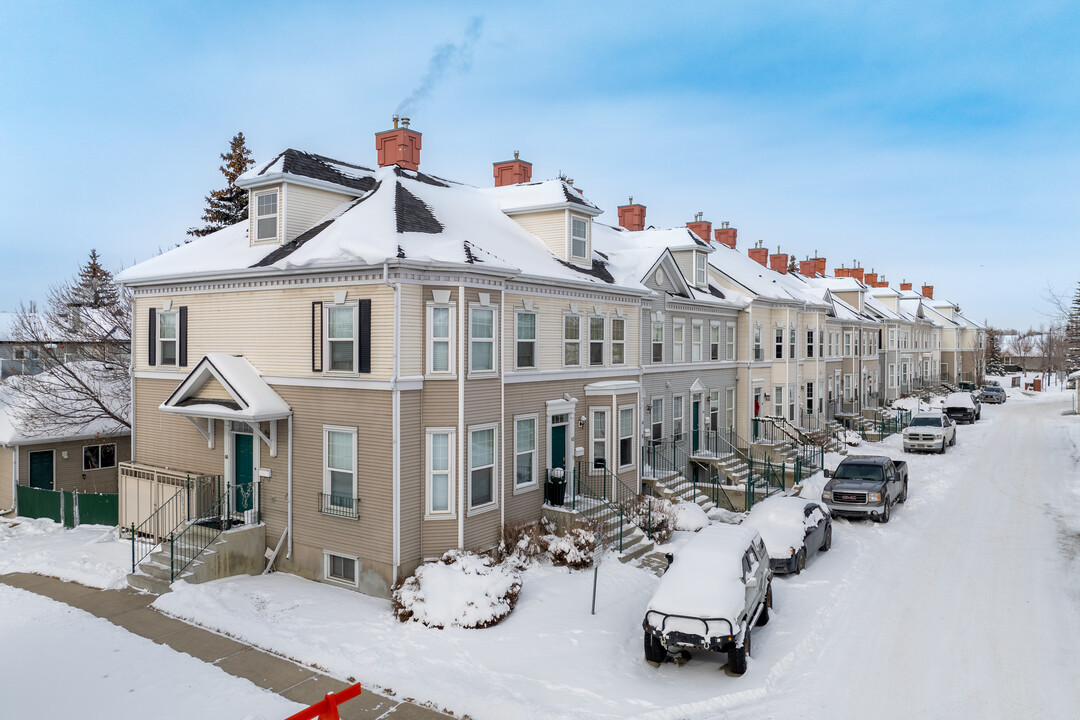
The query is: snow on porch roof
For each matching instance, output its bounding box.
[160,354,291,423]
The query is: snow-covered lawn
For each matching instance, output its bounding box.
[0,518,131,589]
[0,583,302,719]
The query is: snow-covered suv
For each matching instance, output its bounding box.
[642,524,772,676]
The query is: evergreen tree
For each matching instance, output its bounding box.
[984,327,1003,372]
[187,132,255,238]
[1065,283,1080,373]
[73,249,119,309]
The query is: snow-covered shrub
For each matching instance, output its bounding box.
[840,429,862,446]
[497,520,544,570]
[673,501,710,532]
[392,550,522,629]
[623,496,678,545]
[541,518,600,569]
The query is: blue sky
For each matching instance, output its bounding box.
[2,0,1077,329]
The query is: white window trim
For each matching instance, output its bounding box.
[651,322,664,364]
[514,310,537,370]
[563,313,583,368]
[254,190,279,243]
[513,414,539,493]
[611,317,626,366]
[570,214,590,260]
[82,443,117,471]
[157,309,179,368]
[426,302,456,377]
[467,423,499,515]
[468,304,498,375]
[590,408,609,470]
[672,394,684,442]
[322,425,358,517]
[692,320,703,362]
[695,252,707,287]
[726,322,737,361]
[726,387,736,431]
[774,386,783,417]
[672,319,685,363]
[425,428,456,517]
[710,322,721,361]
[618,404,636,470]
[324,302,359,375]
[323,550,359,588]
[650,396,664,442]
[588,315,605,367]
[775,326,784,360]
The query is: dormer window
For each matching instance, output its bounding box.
[571,216,589,259]
[255,190,279,242]
[695,253,707,286]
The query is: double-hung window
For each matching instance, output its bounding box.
[428,304,454,375]
[806,329,815,358]
[692,322,703,362]
[611,318,625,364]
[564,315,581,366]
[470,307,496,373]
[83,443,116,471]
[514,416,537,488]
[754,326,762,361]
[427,430,454,515]
[819,329,824,358]
[469,426,496,510]
[515,312,536,369]
[255,190,278,241]
[695,253,707,287]
[158,311,178,366]
[672,395,684,442]
[789,328,796,360]
[618,407,634,469]
[650,399,663,442]
[589,317,605,366]
[709,390,719,428]
[571,216,589,259]
[591,409,608,469]
[774,386,783,417]
[725,388,735,430]
[672,320,684,363]
[775,327,784,360]
[710,323,721,361]
[726,322,736,361]
[844,331,853,357]
[651,322,664,363]
[327,304,357,373]
[323,426,357,517]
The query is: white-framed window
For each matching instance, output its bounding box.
[255,190,278,241]
[323,551,358,587]
[844,331,853,357]
[326,303,358,373]
[651,398,664,441]
[589,316,605,366]
[789,327,796,360]
[468,425,497,510]
[591,409,608,469]
[672,395,684,442]
[618,406,635,469]
[789,383,796,421]
[611,317,625,365]
[426,429,455,515]
[651,322,664,363]
[692,321,703,362]
[710,322,721,361]
[427,303,455,375]
[83,443,116,471]
[774,386,783,417]
[854,331,860,356]
[564,314,582,367]
[469,306,496,373]
[515,311,536,369]
[323,426,358,517]
[157,310,178,366]
[828,331,834,356]
[843,374,853,401]
[571,216,589,259]
[672,319,684,363]
[819,328,824,357]
[726,322,736,361]
[514,415,537,489]
[695,252,707,286]
[775,327,784,360]
[725,387,735,430]
[709,390,719,428]
[806,381,814,414]
[806,329,815,358]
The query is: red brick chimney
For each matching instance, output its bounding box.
[921,284,934,299]
[714,221,737,249]
[493,151,532,187]
[617,197,646,231]
[375,116,422,171]
[686,212,712,243]
[799,259,818,276]
[864,272,878,286]
[900,282,912,291]
[834,268,850,278]
[748,242,768,267]
[815,257,826,276]
[850,267,865,283]
[769,252,789,274]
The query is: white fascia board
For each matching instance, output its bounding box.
[502,202,603,218]
[236,172,366,199]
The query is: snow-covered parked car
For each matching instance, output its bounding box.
[642,524,772,676]
[742,494,832,574]
[902,412,957,454]
[944,392,980,424]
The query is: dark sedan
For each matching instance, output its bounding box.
[742,494,832,575]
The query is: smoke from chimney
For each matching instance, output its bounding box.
[396,17,484,117]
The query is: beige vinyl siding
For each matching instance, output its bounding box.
[399,283,423,378]
[191,376,230,401]
[422,516,457,560]
[0,445,13,511]
[284,185,352,243]
[507,209,566,260]
[134,284,395,378]
[399,390,423,566]
[18,436,131,494]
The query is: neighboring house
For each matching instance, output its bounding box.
[0,312,38,378]
[0,362,131,516]
[0,309,130,379]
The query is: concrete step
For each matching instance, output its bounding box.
[126,572,172,595]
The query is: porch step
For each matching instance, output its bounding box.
[126,571,172,595]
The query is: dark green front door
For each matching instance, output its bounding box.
[692,401,701,453]
[234,434,254,513]
[28,451,53,490]
[551,425,567,470]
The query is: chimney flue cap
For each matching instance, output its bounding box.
[401,117,411,129]
[392,114,400,129]
[513,150,519,160]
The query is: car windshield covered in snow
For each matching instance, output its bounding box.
[832,462,884,481]
[910,415,945,427]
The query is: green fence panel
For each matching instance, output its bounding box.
[16,485,62,523]
[62,491,76,528]
[76,492,119,527]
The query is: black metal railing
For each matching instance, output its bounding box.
[319,492,361,519]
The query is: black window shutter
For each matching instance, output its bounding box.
[178,306,188,366]
[359,299,371,374]
[148,308,157,366]
[312,301,323,372]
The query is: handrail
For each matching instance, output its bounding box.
[130,481,188,573]
[170,482,228,581]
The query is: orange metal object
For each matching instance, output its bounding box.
[283,682,363,720]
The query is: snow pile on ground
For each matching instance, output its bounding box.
[743,494,826,560]
[392,550,522,629]
[624,495,679,543]
[0,584,302,719]
[674,501,710,531]
[0,518,130,589]
[840,429,862,445]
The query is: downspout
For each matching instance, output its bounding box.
[287,414,293,558]
[458,284,466,550]
[384,263,401,584]
[499,287,505,539]
[2,444,16,516]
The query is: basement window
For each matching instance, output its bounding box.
[324,551,358,587]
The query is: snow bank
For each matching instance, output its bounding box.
[392,550,522,629]
[0,519,130,589]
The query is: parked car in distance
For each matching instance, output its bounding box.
[642,524,772,676]
[979,385,1006,404]
[743,494,831,575]
[943,391,981,423]
[822,455,908,523]
[902,412,957,453]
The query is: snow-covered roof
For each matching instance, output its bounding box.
[481,179,602,216]
[708,245,829,308]
[0,362,130,445]
[160,353,291,423]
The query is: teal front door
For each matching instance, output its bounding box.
[233,434,254,514]
[692,400,701,453]
[551,425,567,470]
[28,451,54,490]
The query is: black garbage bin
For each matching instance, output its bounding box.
[547,477,567,506]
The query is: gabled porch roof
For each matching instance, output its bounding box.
[160,353,291,423]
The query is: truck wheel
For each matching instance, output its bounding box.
[727,630,750,675]
[644,631,666,667]
[899,481,908,504]
[939,439,946,454]
[821,524,832,551]
[794,548,806,575]
[756,584,772,626]
[950,434,956,446]
[878,498,892,523]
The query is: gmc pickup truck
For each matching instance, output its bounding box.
[821,456,908,523]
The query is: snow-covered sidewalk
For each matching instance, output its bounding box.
[0,517,131,588]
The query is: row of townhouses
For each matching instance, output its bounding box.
[4,120,986,598]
